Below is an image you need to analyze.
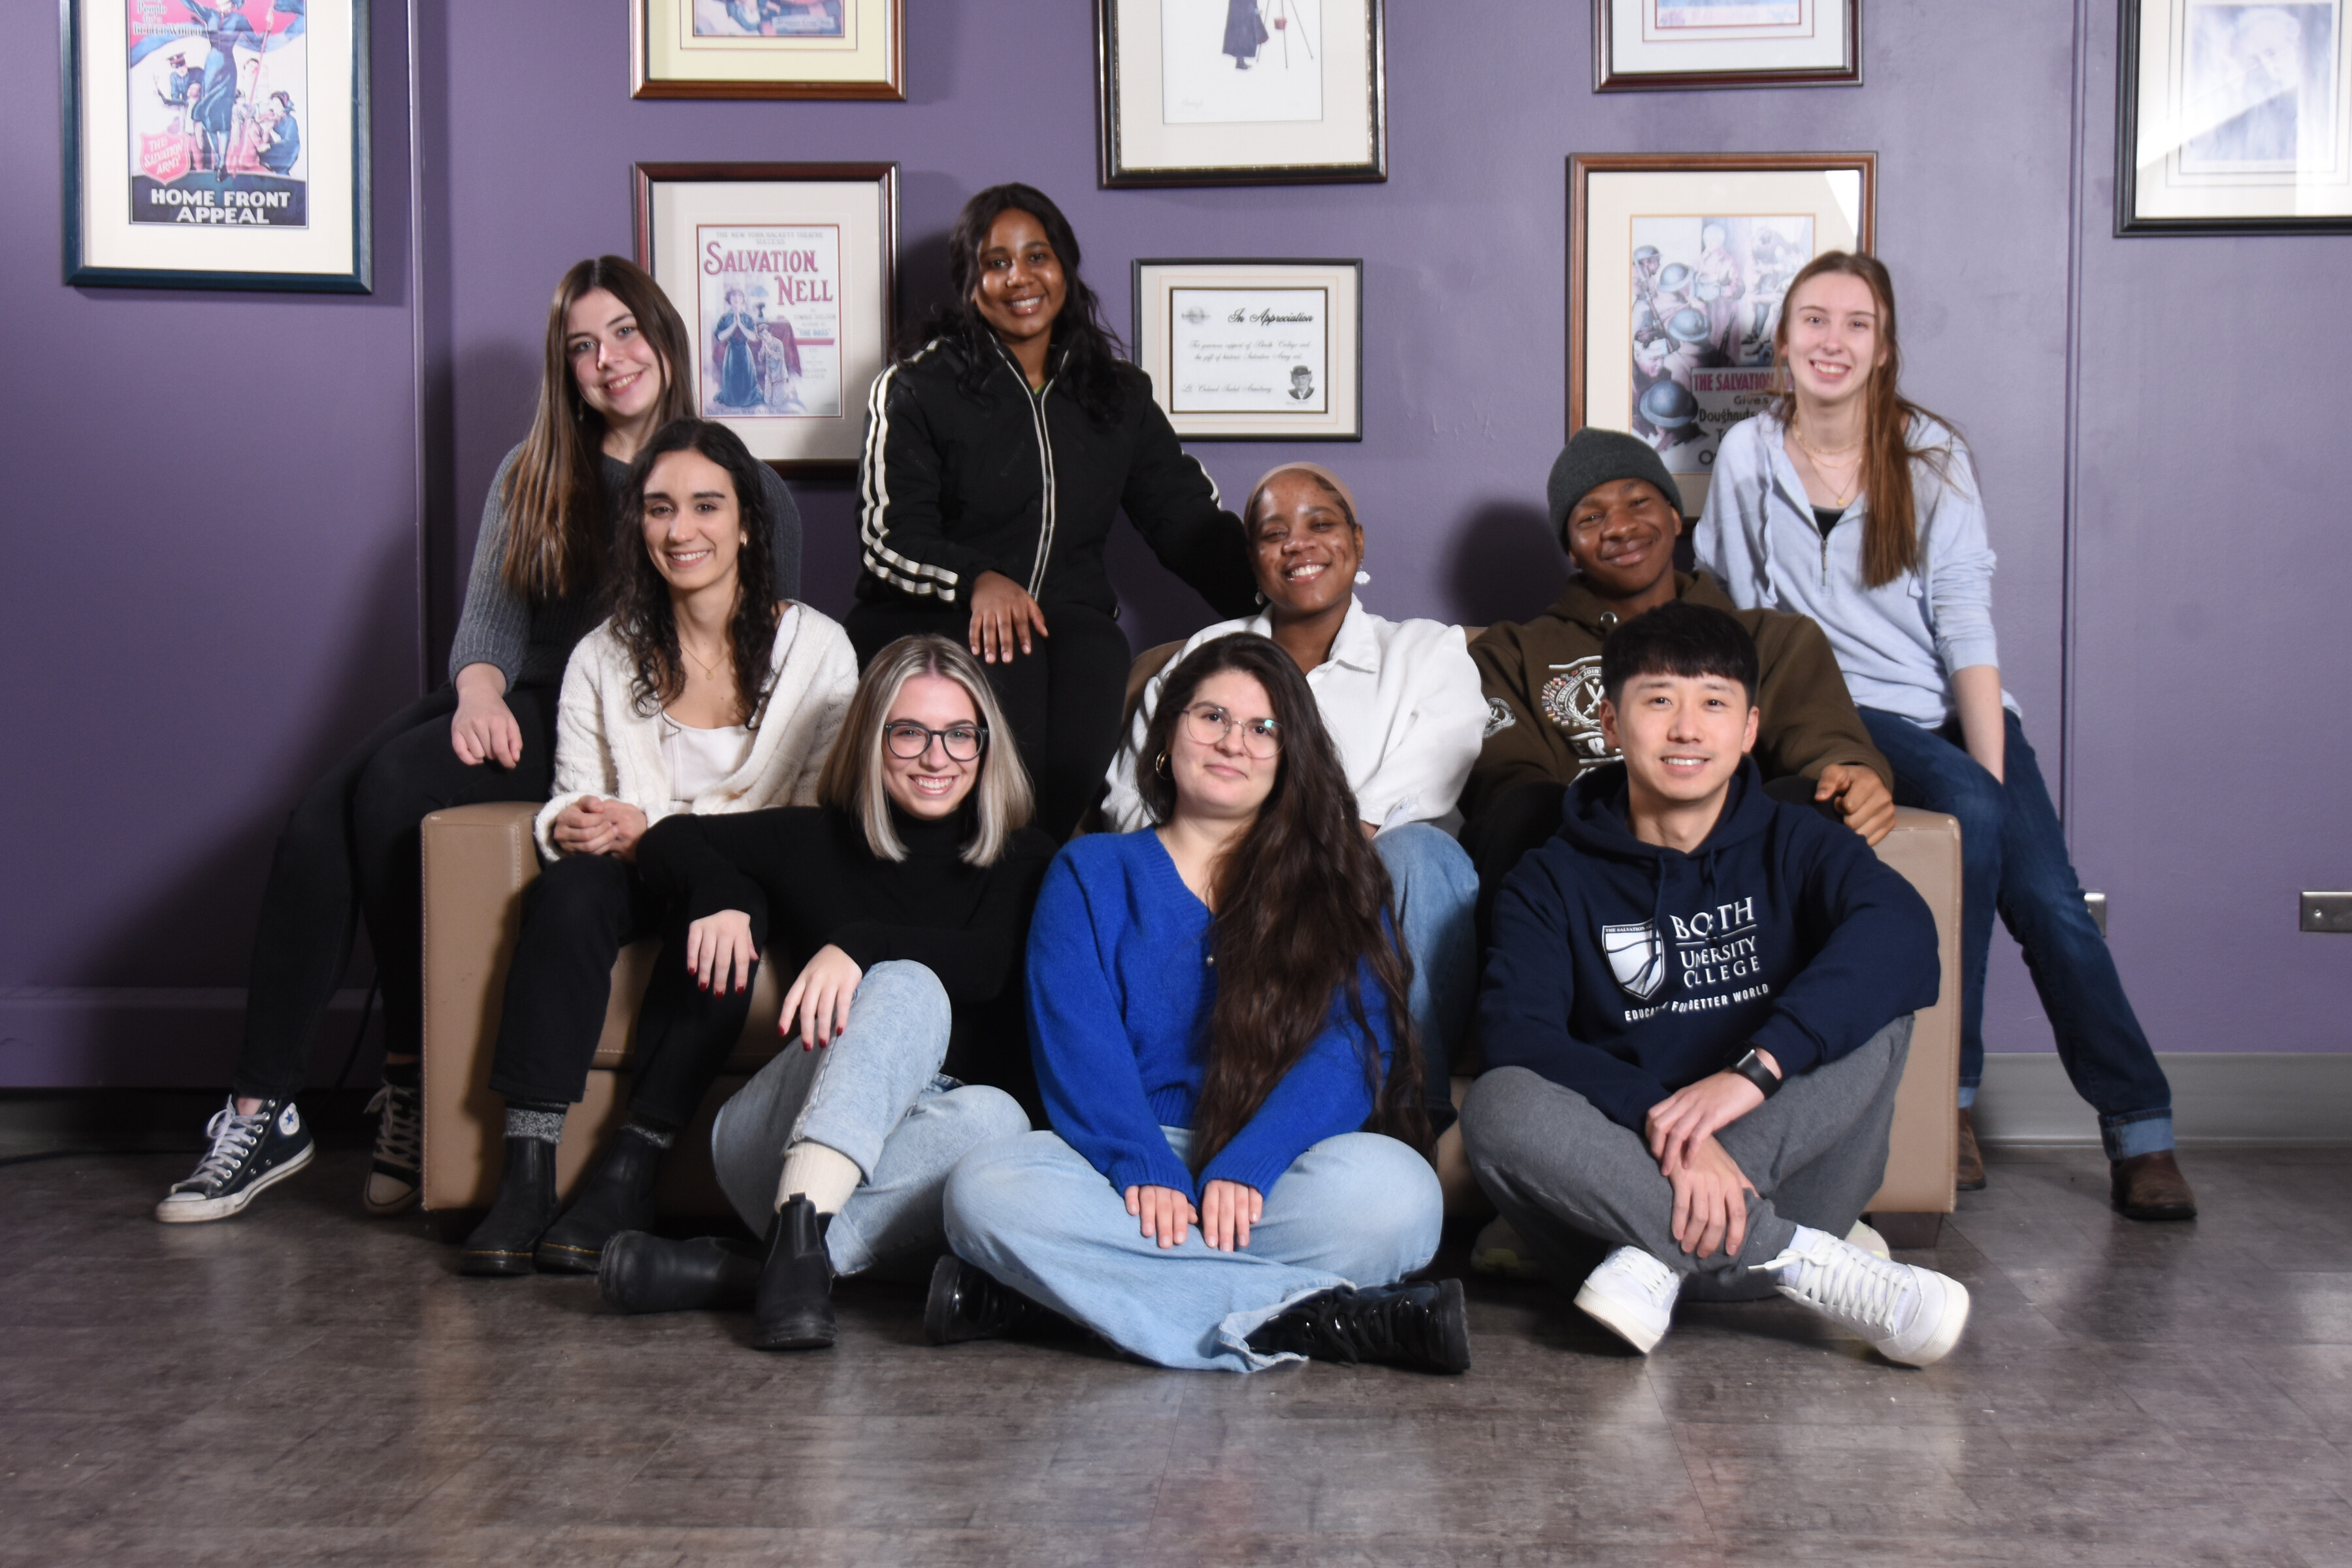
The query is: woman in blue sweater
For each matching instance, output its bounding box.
[1696,250,2191,1221]
[932,634,1463,1373]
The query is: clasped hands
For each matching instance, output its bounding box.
[551,796,649,860]
[1124,1178,1262,1252]
[1643,1050,1779,1262]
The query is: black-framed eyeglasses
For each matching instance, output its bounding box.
[1179,702,1282,759]
[884,720,988,762]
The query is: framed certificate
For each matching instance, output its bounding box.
[1097,1,1386,186]
[63,0,372,292]
[1568,152,1874,516]
[1594,0,1861,91]
[634,162,898,474]
[1132,259,1363,440]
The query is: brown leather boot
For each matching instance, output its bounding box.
[1955,1107,1987,1192]
[2111,1151,2197,1221]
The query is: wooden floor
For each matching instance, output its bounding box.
[4,1143,2349,1566]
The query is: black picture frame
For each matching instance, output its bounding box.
[2115,0,2352,235]
[1130,257,1364,440]
[1096,0,1387,188]
[1593,0,1861,92]
[62,0,374,293]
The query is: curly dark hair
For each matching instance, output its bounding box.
[608,419,783,727]
[1134,634,1429,1168]
[915,182,1132,427]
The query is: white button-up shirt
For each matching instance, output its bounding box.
[1101,597,1487,834]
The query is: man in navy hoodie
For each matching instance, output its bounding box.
[1460,602,1969,1366]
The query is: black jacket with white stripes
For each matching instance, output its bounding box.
[855,336,1258,619]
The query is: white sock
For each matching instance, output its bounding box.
[776,1141,862,1216]
[1774,1224,1838,1286]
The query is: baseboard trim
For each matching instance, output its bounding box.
[0,987,381,1088]
[1974,1052,2352,1147]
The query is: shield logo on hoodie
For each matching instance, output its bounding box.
[1603,921,1666,1002]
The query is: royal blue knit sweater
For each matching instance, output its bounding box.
[1026,830,1395,1200]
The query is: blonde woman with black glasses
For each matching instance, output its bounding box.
[595,634,1058,1353]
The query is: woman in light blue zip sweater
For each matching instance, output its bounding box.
[1694,251,2195,1223]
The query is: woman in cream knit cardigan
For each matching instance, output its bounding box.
[460,420,857,1278]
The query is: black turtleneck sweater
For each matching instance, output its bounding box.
[634,802,1056,1095]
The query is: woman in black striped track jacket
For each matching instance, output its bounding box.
[847,182,1258,838]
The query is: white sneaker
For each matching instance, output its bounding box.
[363,1081,421,1215]
[1846,1219,1891,1258]
[1469,1216,1546,1280]
[1574,1246,1682,1354]
[1759,1229,1969,1367]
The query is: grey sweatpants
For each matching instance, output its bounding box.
[1460,1016,1912,1301]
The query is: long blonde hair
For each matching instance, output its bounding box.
[499,256,695,600]
[1772,251,1961,590]
[816,636,1034,866]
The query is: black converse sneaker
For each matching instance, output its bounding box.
[363,1081,423,1215]
[155,1098,315,1223]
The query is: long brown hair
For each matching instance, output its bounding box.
[816,634,1034,867]
[1134,635,1429,1168]
[1772,251,1961,589]
[500,256,696,600]
[608,419,781,728]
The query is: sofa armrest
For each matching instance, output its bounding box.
[420,802,542,1211]
[1865,807,1963,1217]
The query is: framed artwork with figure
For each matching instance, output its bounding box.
[1096,0,1387,186]
[63,0,372,291]
[634,163,898,474]
[2119,0,2352,232]
[632,0,904,99]
[1594,0,1860,91]
[1567,152,1876,517]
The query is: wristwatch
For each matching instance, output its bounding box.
[1731,1048,1783,1099]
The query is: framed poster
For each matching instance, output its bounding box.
[1595,0,1858,90]
[2119,0,2352,232]
[632,0,903,101]
[63,0,371,292]
[1132,259,1362,440]
[1568,153,1874,516]
[1096,0,1386,186]
[635,163,898,474]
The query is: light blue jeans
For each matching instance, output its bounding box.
[1373,823,1480,1127]
[942,1124,1443,1372]
[711,960,1030,1277]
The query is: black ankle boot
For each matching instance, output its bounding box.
[1246,1279,1472,1374]
[457,1138,560,1277]
[534,1128,665,1273]
[599,1232,760,1315]
[922,1255,1078,1345]
[750,1196,836,1352]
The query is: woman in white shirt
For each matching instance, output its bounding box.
[459,419,857,1277]
[1102,463,1486,1128]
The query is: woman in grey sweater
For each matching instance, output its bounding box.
[155,256,802,1227]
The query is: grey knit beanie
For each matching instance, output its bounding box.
[1545,429,1684,545]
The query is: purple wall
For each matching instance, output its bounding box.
[4,1,2344,1086]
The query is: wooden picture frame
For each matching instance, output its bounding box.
[63,0,372,292]
[1568,152,1876,517]
[1131,258,1364,440]
[630,0,904,101]
[2117,0,2352,234]
[1096,0,1386,187]
[634,162,898,475]
[1594,0,1861,92]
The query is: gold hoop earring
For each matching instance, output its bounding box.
[1154,751,1169,777]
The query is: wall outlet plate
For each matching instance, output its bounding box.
[2302,892,2352,934]
[2083,891,2108,936]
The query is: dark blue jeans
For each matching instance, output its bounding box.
[1858,708,2173,1159]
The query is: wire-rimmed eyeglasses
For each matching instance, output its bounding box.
[1179,702,1282,759]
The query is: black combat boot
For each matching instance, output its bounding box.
[457,1137,560,1278]
[1245,1279,1471,1374]
[598,1232,761,1314]
[533,1126,666,1273]
[921,1254,1081,1345]
[750,1196,837,1351]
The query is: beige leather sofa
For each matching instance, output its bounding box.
[420,636,1960,1243]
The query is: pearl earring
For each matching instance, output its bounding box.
[1354,569,1371,585]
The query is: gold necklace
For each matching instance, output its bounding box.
[1791,421,1863,508]
[679,635,727,681]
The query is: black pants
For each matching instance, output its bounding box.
[483,854,744,1129]
[845,598,1132,841]
[233,685,557,1101]
[1460,779,1571,951]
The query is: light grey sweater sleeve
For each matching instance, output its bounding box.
[446,445,530,687]
[755,461,804,602]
